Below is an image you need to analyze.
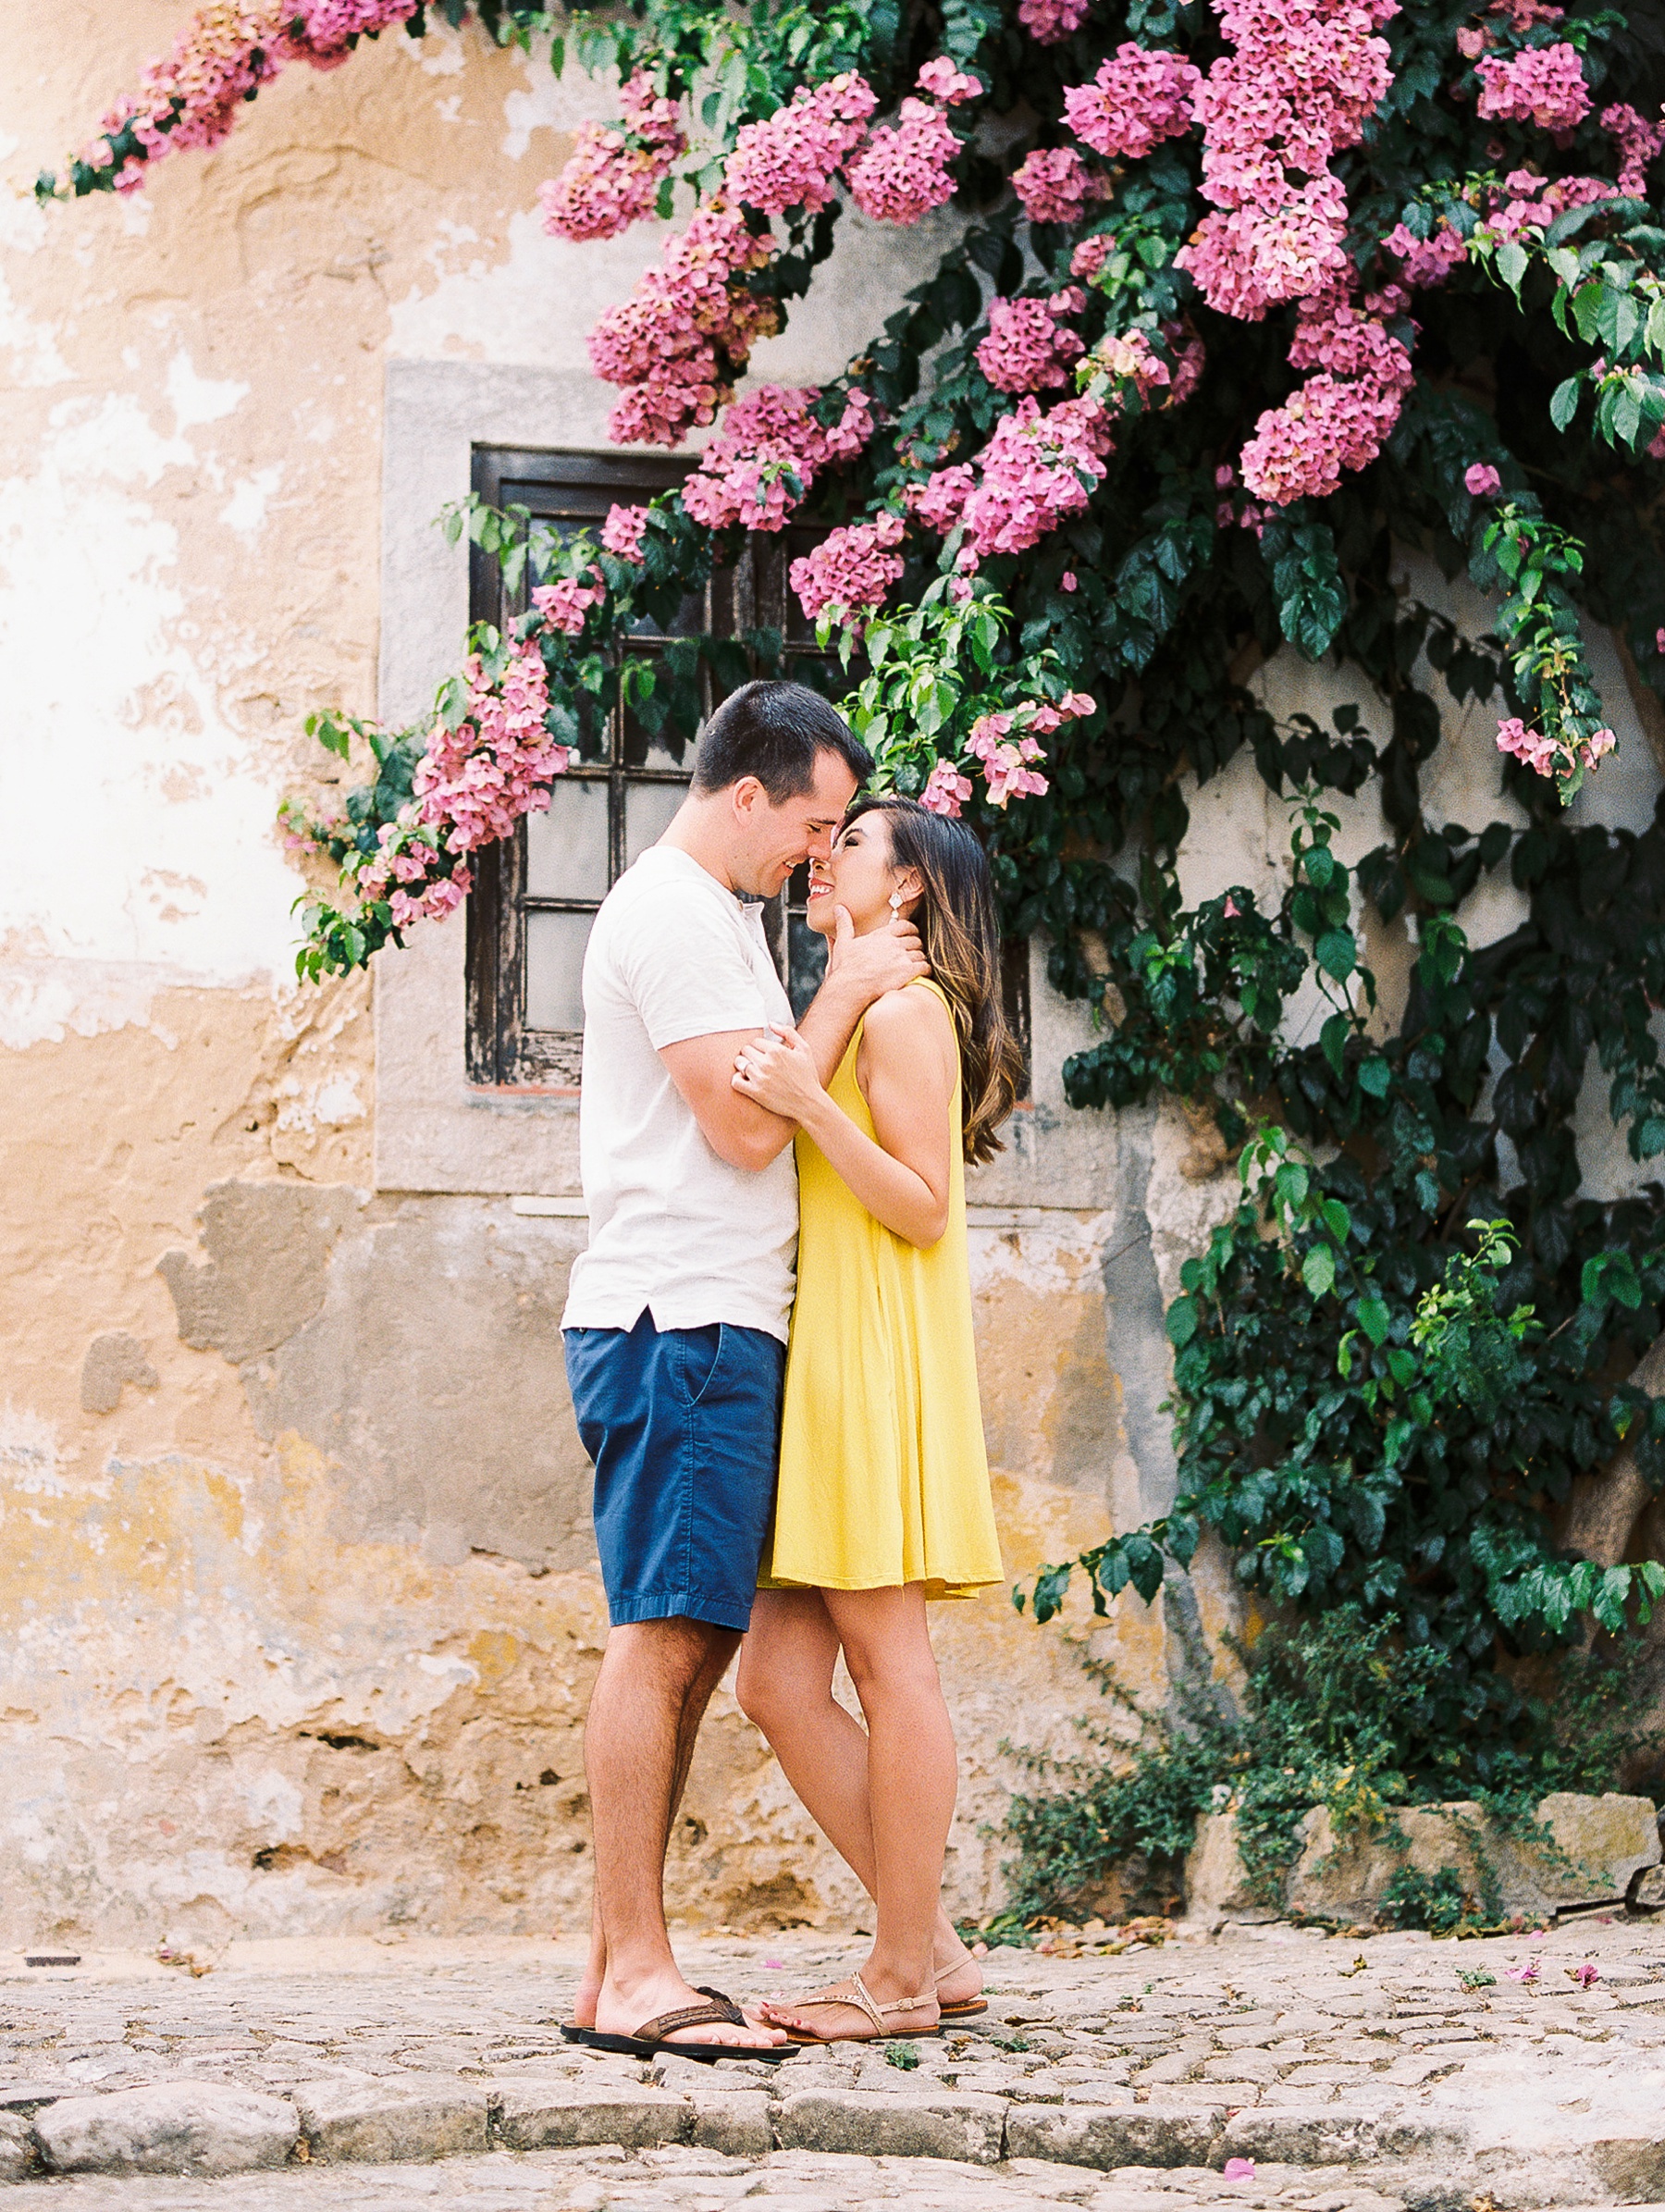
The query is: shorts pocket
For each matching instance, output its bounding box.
[680,1323,726,1408]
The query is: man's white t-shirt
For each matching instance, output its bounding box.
[561,845,797,1344]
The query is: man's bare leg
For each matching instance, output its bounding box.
[571,1628,734,2030]
[586,1616,783,2049]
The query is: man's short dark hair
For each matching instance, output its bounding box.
[692,679,873,801]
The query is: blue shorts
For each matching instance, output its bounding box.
[563,1311,785,1634]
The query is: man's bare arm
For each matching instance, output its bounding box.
[660,1029,796,1172]
[660,905,930,1172]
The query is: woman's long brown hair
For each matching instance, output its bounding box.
[841,794,1024,1166]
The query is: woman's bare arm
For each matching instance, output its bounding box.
[732,987,956,1247]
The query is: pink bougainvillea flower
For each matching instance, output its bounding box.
[1464,463,1502,496]
[907,463,977,534]
[1063,44,1202,163]
[1570,1959,1601,1987]
[1603,101,1665,194]
[912,394,1125,561]
[289,0,420,56]
[980,738,1050,807]
[1018,0,1092,43]
[84,0,424,190]
[531,573,608,636]
[1012,145,1104,226]
[1108,315,1204,409]
[1386,219,1468,288]
[600,503,650,563]
[788,509,907,625]
[1223,2158,1256,2182]
[1475,42,1591,131]
[681,386,875,532]
[587,204,778,446]
[1504,1957,1542,1984]
[1656,625,1665,653]
[845,95,961,224]
[1060,570,1078,590]
[1176,0,1395,385]
[919,760,975,815]
[976,289,1087,393]
[537,70,684,243]
[723,72,876,216]
[1497,718,1560,776]
[410,638,569,877]
[914,57,982,105]
[1239,287,1414,504]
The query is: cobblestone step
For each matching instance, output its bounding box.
[3,1921,1664,2205]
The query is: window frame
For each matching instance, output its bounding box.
[462,440,1030,1094]
[464,445,710,1091]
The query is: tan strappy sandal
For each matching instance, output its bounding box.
[761,1970,942,2046]
[935,1959,988,2020]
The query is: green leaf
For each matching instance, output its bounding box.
[1497,239,1529,295]
[1549,375,1583,432]
[1275,1161,1310,1209]
[1315,928,1357,982]
[1597,285,1641,356]
[1572,280,1606,342]
[1359,1057,1391,1098]
[1302,1243,1338,1299]
[1359,1295,1390,1346]
[1166,1296,1200,1348]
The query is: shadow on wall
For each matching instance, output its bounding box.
[156,1180,596,1570]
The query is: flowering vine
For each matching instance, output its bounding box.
[537,69,684,241]
[47,0,1665,1707]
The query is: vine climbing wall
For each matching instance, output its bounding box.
[4,0,1665,1948]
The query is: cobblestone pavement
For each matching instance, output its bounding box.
[4,1915,1665,2208]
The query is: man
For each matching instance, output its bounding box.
[561,679,928,2057]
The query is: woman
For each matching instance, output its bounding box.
[730,792,1022,2045]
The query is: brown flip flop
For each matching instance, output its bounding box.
[566,1989,793,2065]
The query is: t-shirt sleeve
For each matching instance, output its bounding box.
[616,885,774,1050]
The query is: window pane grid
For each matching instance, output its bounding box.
[464,446,850,1088]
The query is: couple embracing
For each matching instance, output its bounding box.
[561,678,1018,2058]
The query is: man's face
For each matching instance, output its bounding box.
[729,750,860,899]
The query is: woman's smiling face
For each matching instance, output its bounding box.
[806,809,921,936]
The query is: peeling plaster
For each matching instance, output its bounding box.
[0,394,304,1004]
[219,464,283,537]
[4,6,1663,1949]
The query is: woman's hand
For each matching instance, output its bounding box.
[732,1024,825,1121]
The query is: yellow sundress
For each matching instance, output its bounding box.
[760,977,1004,1599]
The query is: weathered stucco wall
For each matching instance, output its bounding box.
[2,6,1661,1953]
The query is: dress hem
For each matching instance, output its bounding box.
[758,1570,1002,1600]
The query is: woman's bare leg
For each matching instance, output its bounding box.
[737,1590,977,2000]
[741,1584,962,2037]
